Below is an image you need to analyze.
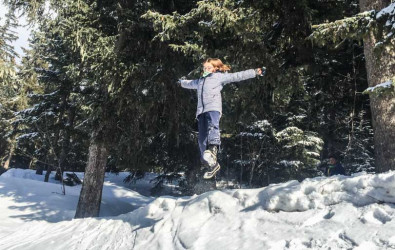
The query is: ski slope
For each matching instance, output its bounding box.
[0,169,395,249]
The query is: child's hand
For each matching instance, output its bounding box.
[177,76,187,85]
[256,67,266,76]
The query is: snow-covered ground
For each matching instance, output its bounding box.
[1,169,395,249]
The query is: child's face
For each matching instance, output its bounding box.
[329,157,336,165]
[203,62,216,73]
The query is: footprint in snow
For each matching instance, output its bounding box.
[373,207,392,224]
[360,206,392,224]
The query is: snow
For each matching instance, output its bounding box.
[278,160,302,167]
[365,80,393,92]
[249,120,272,130]
[0,169,153,222]
[1,169,395,249]
[198,21,214,27]
[287,115,307,122]
[376,2,395,19]
[276,126,302,137]
[16,132,39,140]
[239,132,264,139]
[375,41,384,48]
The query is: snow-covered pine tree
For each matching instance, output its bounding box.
[233,120,277,187]
[14,22,90,182]
[5,0,379,198]
[0,8,19,169]
[309,1,395,171]
[343,109,375,173]
[145,0,374,185]
[275,124,324,181]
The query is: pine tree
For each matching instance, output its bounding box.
[343,109,375,173]
[359,0,395,171]
[144,0,369,184]
[309,1,395,171]
[5,0,380,199]
[0,8,19,169]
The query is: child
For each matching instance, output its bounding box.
[325,155,346,176]
[179,58,265,178]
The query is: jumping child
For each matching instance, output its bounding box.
[179,58,265,179]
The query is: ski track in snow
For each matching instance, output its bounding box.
[1,170,395,249]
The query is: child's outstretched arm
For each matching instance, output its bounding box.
[178,79,199,89]
[221,68,264,85]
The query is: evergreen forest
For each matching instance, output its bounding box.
[0,0,394,217]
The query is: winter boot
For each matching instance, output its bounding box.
[203,145,218,167]
[203,162,220,179]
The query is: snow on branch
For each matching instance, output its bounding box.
[308,11,375,47]
[363,78,395,94]
[376,2,395,19]
[308,2,395,49]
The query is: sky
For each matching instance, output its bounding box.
[0,2,31,64]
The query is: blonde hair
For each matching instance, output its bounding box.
[203,58,231,72]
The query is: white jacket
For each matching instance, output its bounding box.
[180,69,257,117]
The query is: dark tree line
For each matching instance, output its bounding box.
[1,0,393,217]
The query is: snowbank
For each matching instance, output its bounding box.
[1,170,395,249]
[0,169,153,240]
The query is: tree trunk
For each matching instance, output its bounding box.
[44,165,52,182]
[249,159,256,188]
[74,138,109,218]
[3,143,14,170]
[74,0,129,218]
[56,106,76,180]
[360,0,395,172]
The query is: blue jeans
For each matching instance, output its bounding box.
[197,111,221,157]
